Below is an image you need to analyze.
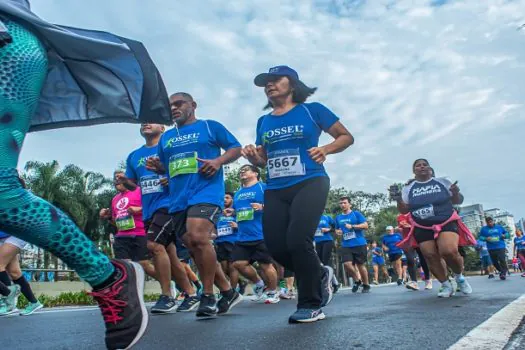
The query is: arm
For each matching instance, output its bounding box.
[382,244,389,252]
[321,121,354,155]
[353,221,369,230]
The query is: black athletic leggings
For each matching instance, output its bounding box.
[489,248,508,274]
[404,248,430,281]
[315,240,334,267]
[263,176,329,309]
[416,248,430,280]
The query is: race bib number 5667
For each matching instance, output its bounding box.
[267,149,305,179]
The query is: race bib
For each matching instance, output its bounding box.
[267,149,305,179]
[236,208,254,222]
[116,215,135,231]
[169,152,198,177]
[413,204,435,220]
[487,236,500,243]
[140,175,163,195]
[315,229,323,237]
[217,226,233,237]
[343,230,356,240]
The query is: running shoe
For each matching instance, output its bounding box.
[372,280,379,285]
[280,288,296,300]
[19,301,43,316]
[5,284,20,314]
[321,266,334,307]
[455,276,473,295]
[437,281,455,298]
[488,274,495,279]
[424,280,433,290]
[521,272,525,278]
[387,277,393,284]
[151,295,178,314]
[196,294,217,318]
[264,291,280,304]
[238,281,247,296]
[251,284,266,302]
[396,279,403,286]
[288,308,326,324]
[499,272,506,280]
[217,290,243,314]
[361,284,371,293]
[352,280,362,293]
[406,281,419,291]
[177,295,200,312]
[89,260,148,350]
[332,275,340,294]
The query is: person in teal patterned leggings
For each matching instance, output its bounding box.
[0,17,148,350]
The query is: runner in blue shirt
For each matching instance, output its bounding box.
[381,226,404,286]
[513,229,525,277]
[215,192,240,292]
[476,240,495,279]
[231,165,279,304]
[242,66,354,323]
[370,241,390,285]
[124,123,199,313]
[146,92,243,318]
[391,158,472,298]
[334,197,370,293]
[478,217,510,280]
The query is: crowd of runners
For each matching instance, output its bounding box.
[0,2,524,349]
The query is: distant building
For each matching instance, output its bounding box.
[459,204,485,235]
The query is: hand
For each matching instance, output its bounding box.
[159,177,169,187]
[224,208,235,215]
[230,221,238,229]
[335,229,343,236]
[321,228,331,233]
[345,223,353,230]
[384,247,389,252]
[197,157,222,178]
[146,157,164,174]
[450,181,460,195]
[127,206,141,215]
[251,203,263,211]
[0,31,12,48]
[99,208,111,219]
[307,147,327,164]
[241,145,265,164]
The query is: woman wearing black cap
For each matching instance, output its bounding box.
[242,65,354,323]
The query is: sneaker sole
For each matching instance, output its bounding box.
[218,293,244,315]
[264,299,280,304]
[196,310,218,318]
[0,308,19,316]
[20,304,43,316]
[151,305,179,314]
[406,284,419,291]
[289,312,326,324]
[121,262,148,350]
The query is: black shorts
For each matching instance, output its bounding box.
[389,253,402,263]
[340,245,368,265]
[232,240,273,264]
[113,236,149,261]
[401,259,407,267]
[145,208,176,247]
[413,222,458,244]
[283,268,295,278]
[172,204,222,238]
[216,241,235,262]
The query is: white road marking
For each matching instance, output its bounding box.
[448,294,525,350]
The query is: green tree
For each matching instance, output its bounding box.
[369,206,400,242]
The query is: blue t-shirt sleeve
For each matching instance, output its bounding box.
[255,116,265,146]
[329,216,335,227]
[355,211,367,224]
[478,227,487,240]
[305,102,340,133]
[208,120,241,150]
[157,135,166,165]
[125,152,137,181]
[334,217,340,229]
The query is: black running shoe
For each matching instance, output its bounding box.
[89,260,148,350]
[321,266,334,307]
[488,274,495,279]
[397,279,403,286]
[362,284,371,293]
[177,295,200,312]
[352,280,362,293]
[151,295,178,314]
[196,294,218,318]
[500,272,506,280]
[217,290,243,314]
[238,281,247,296]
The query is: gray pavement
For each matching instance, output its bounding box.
[1,275,524,350]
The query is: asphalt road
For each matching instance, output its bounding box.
[1,275,524,350]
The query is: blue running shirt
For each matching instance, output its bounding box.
[158,120,241,212]
[215,213,238,243]
[255,103,339,190]
[382,233,403,255]
[478,225,507,250]
[233,182,266,242]
[314,214,334,243]
[125,145,170,221]
[335,211,367,248]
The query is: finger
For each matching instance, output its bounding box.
[196,157,209,163]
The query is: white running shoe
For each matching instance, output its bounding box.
[170,281,178,299]
[264,291,281,304]
[455,276,473,295]
[424,280,433,290]
[437,281,455,298]
[251,284,266,302]
[405,281,419,291]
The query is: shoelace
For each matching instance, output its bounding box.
[89,284,126,324]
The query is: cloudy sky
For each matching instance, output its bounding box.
[21,0,525,217]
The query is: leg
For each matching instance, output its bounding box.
[404,248,418,281]
[147,241,172,296]
[321,241,334,267]
[259,263,278,290]
[394,259,403,280]
[232,260,260,284]
[263,190,292,270]
[373,264,379,282]
[436,232,463,275]
[344,261,359,281]
[166,243,195,294]
[356,264,369,285]
[419,241,448,282]
[416,248,431,280]
[7,255,39,305]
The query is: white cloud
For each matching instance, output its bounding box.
[20,0,525,217]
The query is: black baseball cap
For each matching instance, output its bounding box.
[254,65,299,87]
